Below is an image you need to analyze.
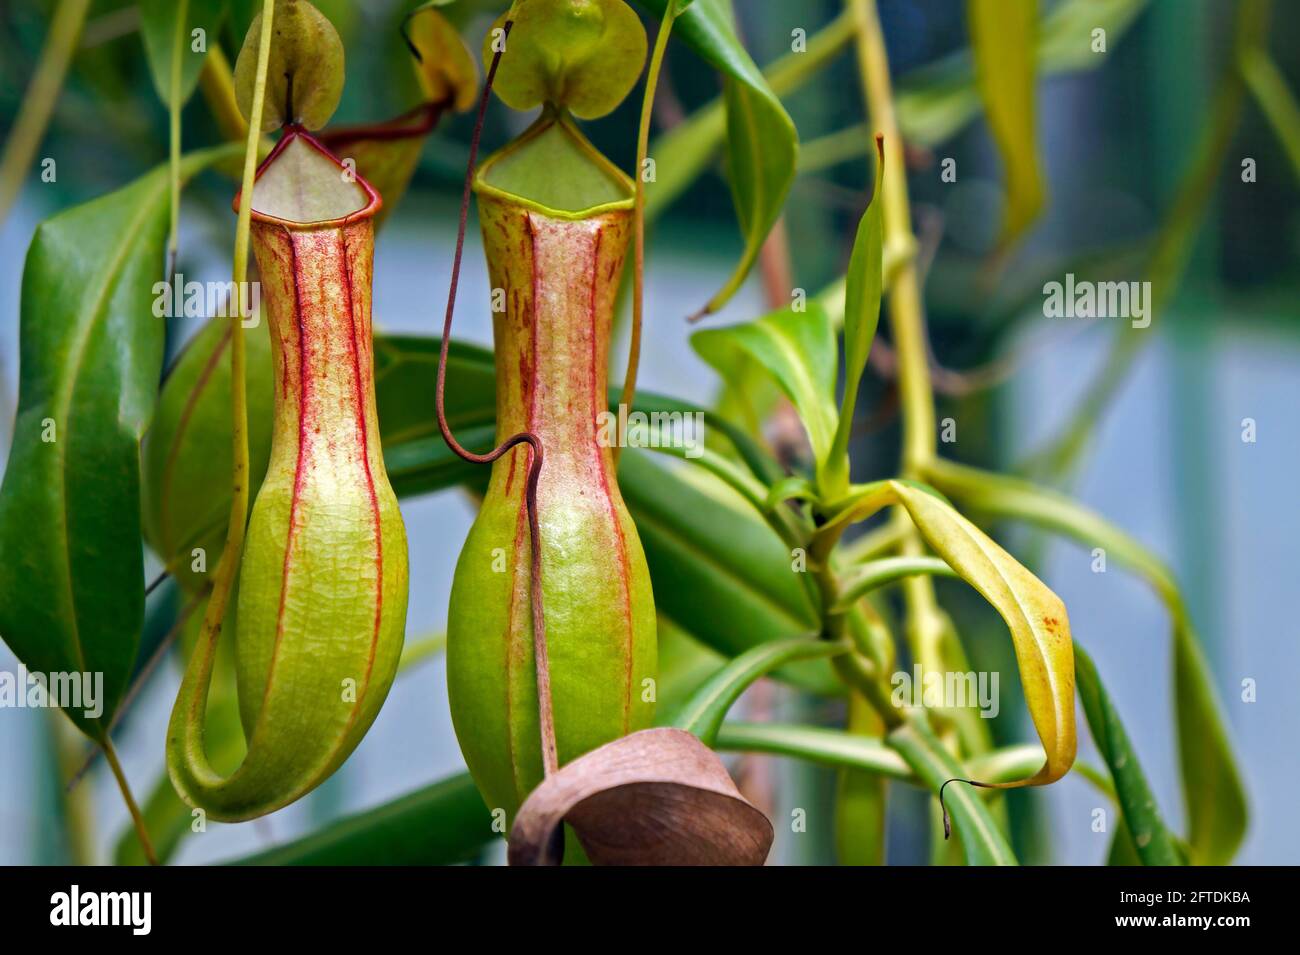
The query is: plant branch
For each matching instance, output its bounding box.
[619,0,678,462]
[101,738,157,866]
[165,0,189,281]
[848,0,950,691]
[185,0,276,777]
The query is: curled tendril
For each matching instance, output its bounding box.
[434,19,560,777]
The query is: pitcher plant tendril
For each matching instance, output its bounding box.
[434,18,560,778]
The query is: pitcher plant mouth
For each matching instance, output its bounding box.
[233,125,383,229]
[474,107,634,219]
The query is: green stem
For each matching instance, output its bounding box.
[620,0,678,459]
[102,738,157,866]
[0,0,92,226]
[848,0,948,690]
[166,0,189,279]
[188,0,276,743]
[833,555,957,610]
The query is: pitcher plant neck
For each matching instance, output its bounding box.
[478,194,632,464]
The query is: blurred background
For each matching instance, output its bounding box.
[1,0,1297,864]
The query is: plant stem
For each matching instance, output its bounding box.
[189,0,276,739]
[0,0,91,226]
[850,0,928,472]
[620,0,678,461]
[101,738,157,866]
[848,0,950,686]
[166,0,189,281]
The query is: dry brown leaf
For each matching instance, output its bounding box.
[508,728,773,866]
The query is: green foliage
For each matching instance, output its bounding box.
[692,305,839,491]
[1075,646,1185,866]
[638,0,798,316]
[0,0,1260,867]
[139,0,229,109]
[0,146,236,739]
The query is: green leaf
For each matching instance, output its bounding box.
[655,618,728,726]
[143,318,273,593]
[967,0,1044,246]
[637,0,797,316]
[923,458,1248,864]
[1074,645,1184,866]
[669,637,848,745]
[887,711,1018,865]
[0,145,237,738]
[619,449,838,695]
[825,141,885,499]
[139,0,228,108]
[691,303,839,491]
[716,722,1050,788]
[228,773,495,865]
[833,555,958,611]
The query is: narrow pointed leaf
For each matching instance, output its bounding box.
[668,637,848,745]
[691,303,839,490]
[889,481,1076,786]
[1075,645,1184,865]
[887,711,1018,865]
[966,0,1045,245]
[824,138,884,499]
[637,0,797,316]
[139,0,228,108]
[924,458,1248,864]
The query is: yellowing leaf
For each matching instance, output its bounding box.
[892,481,1075,785]
[402,3,478,112]
[967,0,1045,246]
[819,479,1076,787]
